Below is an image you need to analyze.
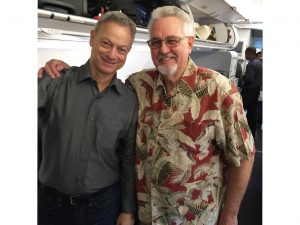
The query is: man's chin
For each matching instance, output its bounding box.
[98,66,118,76]
[157,65,177,77]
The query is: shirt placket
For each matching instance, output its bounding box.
[149,85,178,223]
[77,80,101,191]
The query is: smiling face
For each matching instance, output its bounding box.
[149,16,194,79]
[89,21,133,78]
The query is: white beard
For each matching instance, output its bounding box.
[157,63,178,78]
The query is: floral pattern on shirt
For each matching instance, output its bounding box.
[127,58,255,225]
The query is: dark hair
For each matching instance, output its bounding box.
[245,47,257,55]
[94,11,136,42]
[256,51,262,57]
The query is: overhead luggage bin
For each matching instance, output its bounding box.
[38,6,239,52]
[38,0,258,81]
[187,0,248,24]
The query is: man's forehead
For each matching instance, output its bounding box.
[150,20,184,38]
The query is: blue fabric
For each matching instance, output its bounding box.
[38,183,121,225]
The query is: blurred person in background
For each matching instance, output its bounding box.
[241,47,262,138]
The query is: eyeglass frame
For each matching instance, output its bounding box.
[146,36,189,49]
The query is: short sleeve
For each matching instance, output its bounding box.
[216,83,255,167]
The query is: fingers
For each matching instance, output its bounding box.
[38,67,44,78]
[44,59,61,78]
[38,59,71,79]
[57,61,70,73]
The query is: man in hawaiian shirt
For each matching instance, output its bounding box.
[126,6,255,225]
[39,6,255,225]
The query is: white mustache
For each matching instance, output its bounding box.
[158,53,176,61]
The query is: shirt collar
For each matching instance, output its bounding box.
[77,60,122,95]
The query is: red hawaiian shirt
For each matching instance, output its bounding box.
[127,58,255,225]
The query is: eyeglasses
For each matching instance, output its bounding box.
[147,36,188,49]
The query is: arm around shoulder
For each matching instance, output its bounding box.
[38,59,70,79]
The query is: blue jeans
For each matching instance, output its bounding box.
[38,183,121,225]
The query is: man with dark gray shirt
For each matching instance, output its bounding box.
[38,11,138,225]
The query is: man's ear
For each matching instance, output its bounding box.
[187,36,195,54]
[89,30,95,47]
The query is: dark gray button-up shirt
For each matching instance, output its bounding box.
[38,61,138,212]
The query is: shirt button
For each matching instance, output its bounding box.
[90,117,94,121]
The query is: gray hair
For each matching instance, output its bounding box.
[147,6,194,37]
[95,11,136,42]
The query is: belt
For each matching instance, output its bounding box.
[39,183,118,206]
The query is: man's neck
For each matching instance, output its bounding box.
[93,72,115,92]
[163,58,190,94]
[89,62,116,92]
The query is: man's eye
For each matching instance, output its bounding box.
[152,40,160,44]
[166,39,179,45]
[101,40,111,48]
[118,48,128,54]
[151,40,161,46]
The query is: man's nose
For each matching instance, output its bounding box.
[159,40,171,53]
[107,47,118,59]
